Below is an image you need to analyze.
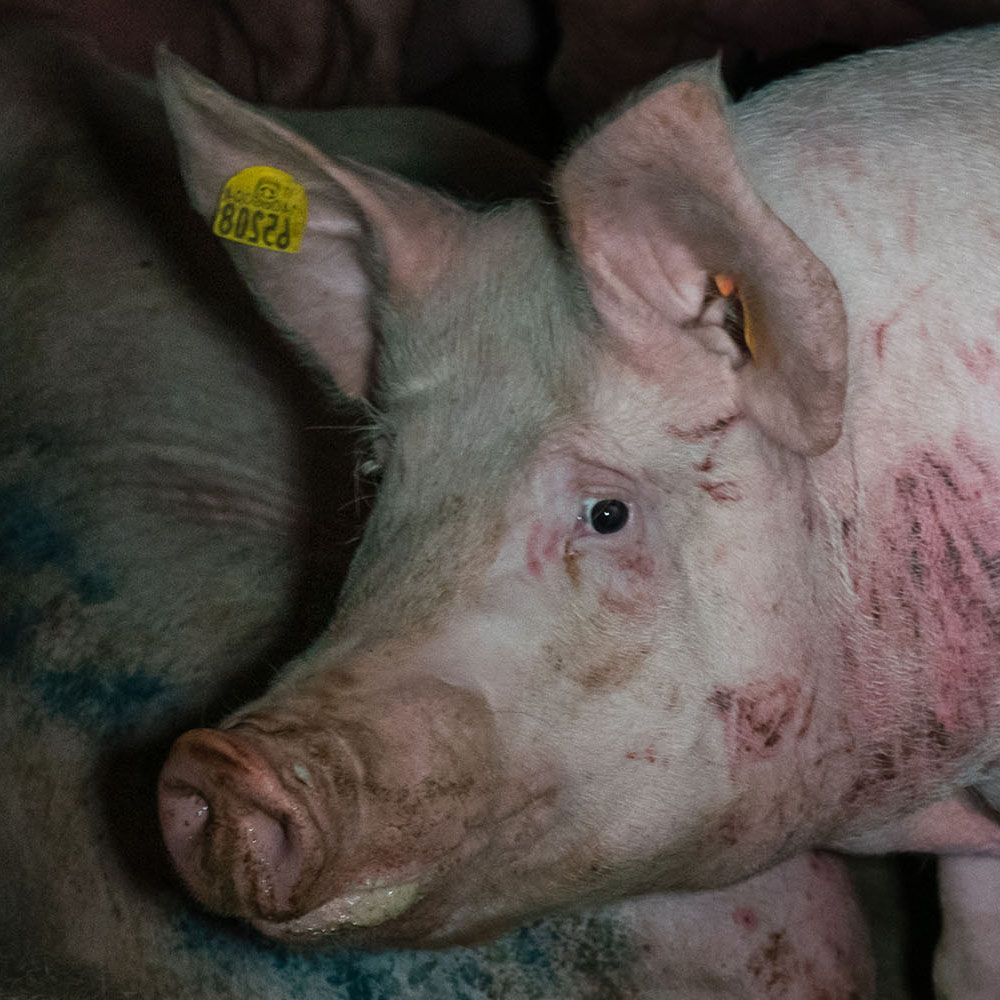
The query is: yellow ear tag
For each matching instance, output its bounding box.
[213,166,307,253]
[712,273,757,362]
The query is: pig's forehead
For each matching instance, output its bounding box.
[373,201,599,478]
[335,204,601,624]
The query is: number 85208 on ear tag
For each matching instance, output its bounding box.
[213,166,308,253]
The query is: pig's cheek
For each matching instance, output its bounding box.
[565,532,661,621]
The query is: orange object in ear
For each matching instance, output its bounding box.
[713,274,757,362]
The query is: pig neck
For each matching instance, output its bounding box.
[805,355,1000,849]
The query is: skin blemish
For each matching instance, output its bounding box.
[709,677,803,776]
[525,521,544,579]
[666,413,742,443]
[698,480,743,502]
[525,521,561,579]
[843,436,1000,790]
[708,688,734,714]
[796,690,817,740]
[732,907,759,932]
[624,744,668,766]
[956,339,1000,387]
[832,197,854,232]
[874,321,889,362]
[747,931,794,992]
[563,539,582,588]
[617,553,655,579]
[579,642,654,691]
[869,284,928,364]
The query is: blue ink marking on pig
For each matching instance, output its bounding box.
[31,664,167,734]
[0,484,115,604]
[0,605,42,663]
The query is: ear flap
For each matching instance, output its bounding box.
[557,63,847,456]
[156,49,469,399]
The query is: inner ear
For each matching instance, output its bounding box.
[157,49,470,401]
[557,67,848,456]
[708,274,754,364]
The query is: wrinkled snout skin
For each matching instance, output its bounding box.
[159,667,548,945]
[158,26,1000,970]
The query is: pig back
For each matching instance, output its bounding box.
[728,26,1000,420]
[728,27,1000,813]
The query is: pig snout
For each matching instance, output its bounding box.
[158,727,329,923]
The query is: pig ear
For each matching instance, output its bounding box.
[557,65,847,456]
[156,50,468,399]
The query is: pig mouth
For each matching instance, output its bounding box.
[250,880,423,941]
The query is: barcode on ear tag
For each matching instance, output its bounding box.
[213,166,307,253]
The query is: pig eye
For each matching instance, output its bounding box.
[583,498,630,534]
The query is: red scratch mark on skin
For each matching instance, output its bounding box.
[732,907,759,932]
[709,677,803,776]
[625,744,668,766]
[667,414,742,443]
[525,521,560,579]
[563,539,581,587]
[617,553,654,579]
[839,436,1000,814]
[874,321,889,363]
[847,436,1000,740]
[796,689,817,740]
[869,284,928,364]
[698,480,742,502]
[956,340,999,386]
[525,521,544,578]
[832,197,853,231]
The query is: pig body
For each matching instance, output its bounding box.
[155,24,1000,993]
[0,22,876,1000]
[549,0,1000,120]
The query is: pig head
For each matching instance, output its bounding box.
[157,32,1000,950]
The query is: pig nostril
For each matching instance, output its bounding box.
[158,728,327,922]
[159,782,211,844]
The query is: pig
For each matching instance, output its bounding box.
[4,0,537,105]
[0,20,876,1000]
[155,23,1000,996]
[548,0,1000,122]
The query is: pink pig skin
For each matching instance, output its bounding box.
[157,25,1000,996]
